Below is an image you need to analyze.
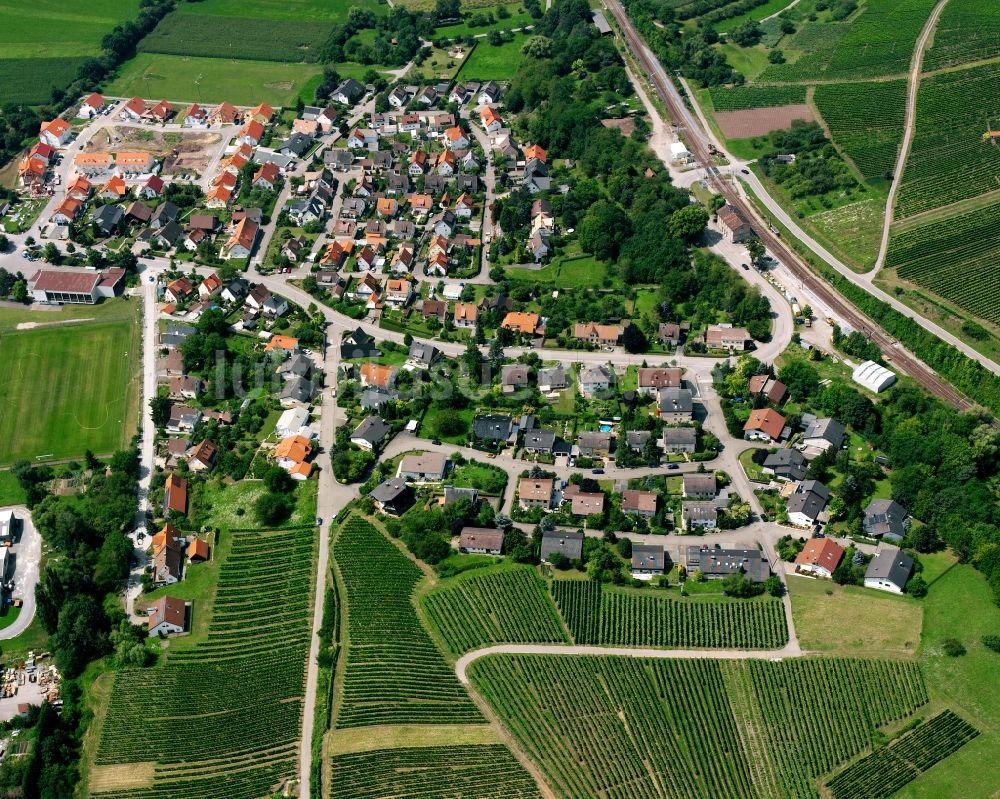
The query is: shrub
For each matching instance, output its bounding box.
[981,635,1000,653]
[942,638,966,657]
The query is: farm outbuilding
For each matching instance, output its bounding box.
[852,360,896,393]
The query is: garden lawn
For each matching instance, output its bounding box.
[433,4,534,38]
[456,33,530,80]
[0,312,140,465]
[201,479,316,529]
[898,565,1000,799]
[0,472,27,506]
[106,53,322,106]
[787,574,923,656]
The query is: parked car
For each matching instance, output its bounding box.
[592,468,604,474]
[667,463,679,470]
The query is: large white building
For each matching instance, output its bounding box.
[853,360,896,393]
[29,268,125,305]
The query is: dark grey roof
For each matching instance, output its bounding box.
[682,502,717,523]
[369,476,409,503]
[864,545,914,588]
[626,430,651,449]
[658,387,693,414]
[352,415,390,445]
[540,530,583,562]
[408,341,438,366]
[688,545,769,582]
[763,448,807,480]
[360,387,398,409]
[662,427,697,444]
[93,204,123,234]
[787,481,830,520]
[577,431,611,450]
[151,201,180,225]
[342,327,381,359]
[277,353,311,379]
[632,544,666,571]
[280,377,314,403]
[684,473,717,496]
[523,429,556,450]
[281,132,312,157]
[804,417,845,447]
[538,366,565,387]
[863,499,908,539]
[443,485,478,505]
[473,414,512,440]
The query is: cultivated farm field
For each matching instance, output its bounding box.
[922,0,1000,71]
[177,0,384,23]
[422,564,569,654]
[551,580,789,649]
[812,80,906,182]
[0,304,140,465]
[139,13,334,63]
[895,61,1000,218]
[106,53,322,106]
[332,516,481,728]
[886,201,1000,325]
[328,745,542,798]
[471,654,928,799]
[0,0,140,103]
[90,524,318,798]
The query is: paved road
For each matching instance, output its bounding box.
[0,507,40,641]
[455,639,804,684]
[871,0,948,273]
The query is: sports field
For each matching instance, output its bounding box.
[0,302,140,465]
[106,53,323,106]
[0,0,140,103]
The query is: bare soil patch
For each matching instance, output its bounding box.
[716,103,814,139]
[83,126,222,174]
[601,117,637,136]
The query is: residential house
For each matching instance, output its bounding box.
[145,100,173,122]
[662,427,697,453]
[253,161,281,190]
[276,353,312,382]
[626,430,651,452]
[501,311,542,337]
[537,366,567,393]
[523,428,556,455]
[264,334,299,354]
[275,434,313,480]
[388,85,411,108]
[567,488,604,517]
[280,377,314,407]
[50,197,83,225]
[238,119,265,147]
[350,415,390,451]
[455,192,475,218]
[578,365,613,398]
[79,93,104,118]
[421,298,447,323]
[683,473,717,499]
[186,439,218,472]
[787,480,831,527]
[803,417,846,453]
[657,388,694,422]
[147,595,186,636]
[682,501,718,530]
[501,364,530,393]
[275,407,311,439]
[658,322,682,346]
[577,431,611,458]
[863,499,909,542]
[98,175,127,200]
[385,278,413,306]
[459,528,504,556]
[574,322,623,348]
[706,325,750,351]
[222,218,258,259]
[120,96,145,121]
[638,368,683,394]
[689,545,770,582]
[93,205,123,237]
[748,374,788,405]
[473,414,513,442]
[541,530,583,563]
[210,101,239,125]
[221,279,249,304]
[518,478,554,510]
[743,408,787,443]
[168,375,202,400]
[444,126,470,149]
[279,132,312,158]
[116,151,155,175]
[166,405,201,434]
[864,545,914,594]
[369,477,414,516]
[183,103,208,127]
[188,538,209,563]
[623,490,659,518]
[795,537,844,578]
[162,474,188,516]
[342,327,381,359]
[397,452,448,482]
[407,342,438,369]
[479,81,502,105]
[39,118,71,148]
[360,387,398,410]
[359,362,397,389]
[631,545,666,578]
[762,448,807,482]
[528,229,551,261]
[333,78,365,105]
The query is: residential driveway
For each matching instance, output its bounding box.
[0,506,41,641]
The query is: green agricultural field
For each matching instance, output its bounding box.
[713,0,793,33]
[758,0,938,82]
[0,0,140,103]
[505,253,615,289]
[0,471,26,506]
[106,53,322,106]
[90,524,317,797]
[456,33,529,80]
[886,200,1000,325]
[0,306,140,465]
[708,84,807,111]
[139,13,334,63]
[551,580,789,649]
[895,61,1000,218]
[813,80,906,182]
[329,745,541,798]
[332,515,481,728]
[922,0,1000,71]
[471,654,927,799]
[808,198,884,271]
[177,0,384,23]
[422,565,569,654]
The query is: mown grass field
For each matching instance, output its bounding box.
[0,302,140,465]
[178,0,384,22]
[106,53,323,106]
[455,33,529,80]
[0,0,140,103]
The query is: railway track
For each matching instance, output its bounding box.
[603,0,971,411]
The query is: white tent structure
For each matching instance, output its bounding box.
[853,360,896,393]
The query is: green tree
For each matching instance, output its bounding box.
[668,205,709,241]
[255,492,293,525]
[521,35,553,58]
[149,396,171,428]
[578,200,630,261]
[745,235,765,266]
[779,360,820,400]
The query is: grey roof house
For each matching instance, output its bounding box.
[540,530,584,563]
[864,544,914,594]
[863,499,908,541]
